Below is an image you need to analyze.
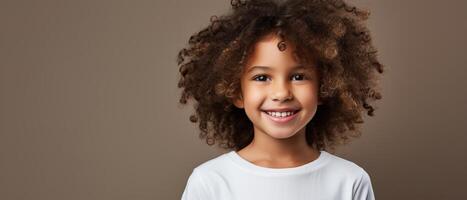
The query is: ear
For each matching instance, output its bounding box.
[232,95,244,109]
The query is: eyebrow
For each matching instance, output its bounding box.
[246,65,306,73]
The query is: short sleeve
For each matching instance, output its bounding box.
[181,169,211,200]
[352,171,376,200]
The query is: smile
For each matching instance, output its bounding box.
[262,110,300,123]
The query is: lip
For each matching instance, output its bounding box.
[262,110,300,123]
[262,108,300,112]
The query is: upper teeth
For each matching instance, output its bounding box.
[266,111,295,117]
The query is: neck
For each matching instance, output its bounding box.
[243,127,318,162]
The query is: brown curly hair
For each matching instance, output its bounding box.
[176,0,384,152]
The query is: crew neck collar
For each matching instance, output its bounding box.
[227,150,329,176]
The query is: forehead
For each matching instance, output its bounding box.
[244,33,314,72]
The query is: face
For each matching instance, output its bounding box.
[233,33,321,140]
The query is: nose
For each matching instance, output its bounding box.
[271,79,293,102]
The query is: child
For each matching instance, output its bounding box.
[177,0,384,199]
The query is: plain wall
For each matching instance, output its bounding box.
[1,0,466,199]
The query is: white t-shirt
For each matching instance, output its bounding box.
[181,150,375,200]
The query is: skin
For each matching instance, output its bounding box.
[233,32,322,168]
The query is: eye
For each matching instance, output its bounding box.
[252,74,270,81]
[291,74,306,81]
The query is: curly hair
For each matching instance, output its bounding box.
[176,0,384,152]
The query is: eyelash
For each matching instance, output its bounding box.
[252,74,308,81]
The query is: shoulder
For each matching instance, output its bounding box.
[322,151,372,181]
[181,152,232,200]
[322,152,375,199]
[192,151,233,173]
[188,151,238,183]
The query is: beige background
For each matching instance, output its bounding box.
[1,0,466,199]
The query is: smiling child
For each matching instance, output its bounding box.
[177,0,384,199]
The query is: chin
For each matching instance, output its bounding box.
[267,130,299,139]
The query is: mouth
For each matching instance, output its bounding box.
[261,109,300,123]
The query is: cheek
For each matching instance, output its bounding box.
[295,86,319,105]
[242,85,265,110]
